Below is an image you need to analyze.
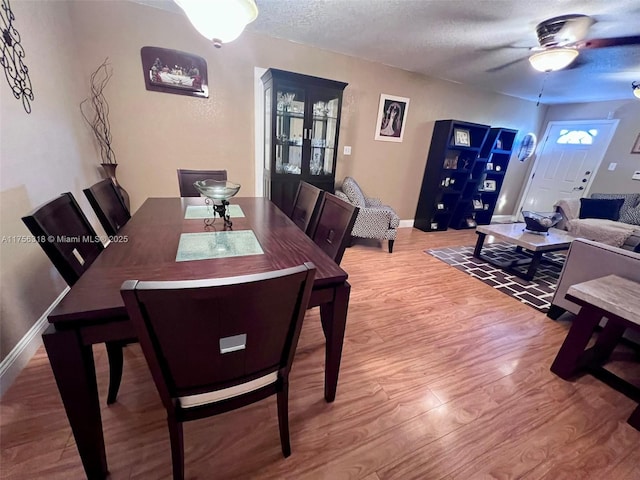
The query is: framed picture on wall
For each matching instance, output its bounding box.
[632,133,640,154]
[374,94,410,142]
[140,46,209,98]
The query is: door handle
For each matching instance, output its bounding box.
[582,179,587,183]
[573,186,584,191]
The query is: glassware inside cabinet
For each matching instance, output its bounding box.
[310,96,338,176]
[276,87,305,175]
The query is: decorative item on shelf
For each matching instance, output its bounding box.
[465,217,477,228]
[453,128,471,147]
[174,0,258,48]
[80,58,130,210]
[443,155,458,169]
[437,203,445,210]
[483,179,497,192]
[141,46,208,98]
[473,199,483,210]
[430,222,439,230]
[521,211,563,234]
[495,165,502,172]
[193,180,241,229]
[486,162,494,171]
[461,158,470,170]
[0,0,34,113]
[483,203,490,210]
[496,138,503,149]
[374,93,410,142]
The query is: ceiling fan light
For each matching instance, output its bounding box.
[633,82,640,99]
[174,0,258,47]
[528,48,579,72]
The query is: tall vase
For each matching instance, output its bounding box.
[101,163,130,211]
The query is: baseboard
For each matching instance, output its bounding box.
[399,219,414,228]
[0,287,69,397]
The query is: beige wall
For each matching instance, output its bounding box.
[0,1,106,360]
[68,1,545,219]
[542,100,640,195]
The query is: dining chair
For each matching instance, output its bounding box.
[308,192,358,265]
[177,169,228,197]
[22,192,127,405]
[121,263,316,480]
[83,179,131,237]
[289,181,324,235]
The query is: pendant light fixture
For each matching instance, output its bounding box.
[528,48,579,72]
[174,0,258,48]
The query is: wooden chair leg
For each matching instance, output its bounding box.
[105,341,124,405]
[388,239,394,253]
[277,381,291,457]
[168,416,184,480]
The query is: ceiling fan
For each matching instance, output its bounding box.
[488,14,640,73]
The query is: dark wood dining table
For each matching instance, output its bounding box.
[43,197,350,480]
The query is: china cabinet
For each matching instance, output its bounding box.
[261,69,348,213]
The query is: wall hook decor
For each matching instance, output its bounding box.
[1,0,34,113]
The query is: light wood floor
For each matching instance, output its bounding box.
[2,228,639,479]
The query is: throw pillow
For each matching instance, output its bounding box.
[591,193,640,219]
[619,203,640,226]
[579,198,624,220]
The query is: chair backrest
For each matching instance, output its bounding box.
[83,179,131,237]
[289,181,323,234]
[340,177,367,207]
[121,263,316,412]
[21,193,104,286]
[309,193,357,264]
[177,169,228,197]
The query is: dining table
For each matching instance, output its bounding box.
[43,196,351,480]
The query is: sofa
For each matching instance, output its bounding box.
[548,238,640,320]
[555,192,640,252]
[335,177,399,253]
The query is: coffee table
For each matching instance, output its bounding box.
[474,223,575,280]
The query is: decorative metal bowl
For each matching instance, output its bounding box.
[522,211,563,233]
[193,180,240,202]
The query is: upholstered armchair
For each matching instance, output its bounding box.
[335,177,399,253]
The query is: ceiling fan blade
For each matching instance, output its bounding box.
[486,56,527,73]
[576,35,640,49]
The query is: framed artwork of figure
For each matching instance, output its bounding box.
[374,94,410,142]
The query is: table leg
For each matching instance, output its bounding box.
[42,324,108,480]
[628,405,640,431]
[550,307,603,380]
[473,232,486,258]
[524,251,543,280]
[320,281,350,402]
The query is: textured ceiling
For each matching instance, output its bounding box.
[133,0,640,104]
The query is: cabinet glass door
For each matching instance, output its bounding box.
[275,86,305,176]
[310,93,340,177]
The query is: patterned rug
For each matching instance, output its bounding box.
[426,242,567,313]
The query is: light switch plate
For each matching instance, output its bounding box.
[632,170,640,181]
[343,146,352,155]
[608,162,617,171]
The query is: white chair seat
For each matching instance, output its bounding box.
[178,372,278,408]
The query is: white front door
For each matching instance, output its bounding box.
[519,119,619,214]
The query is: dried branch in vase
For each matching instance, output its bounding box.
[80,58,117,164]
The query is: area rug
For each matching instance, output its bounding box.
[426,242,566,313]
